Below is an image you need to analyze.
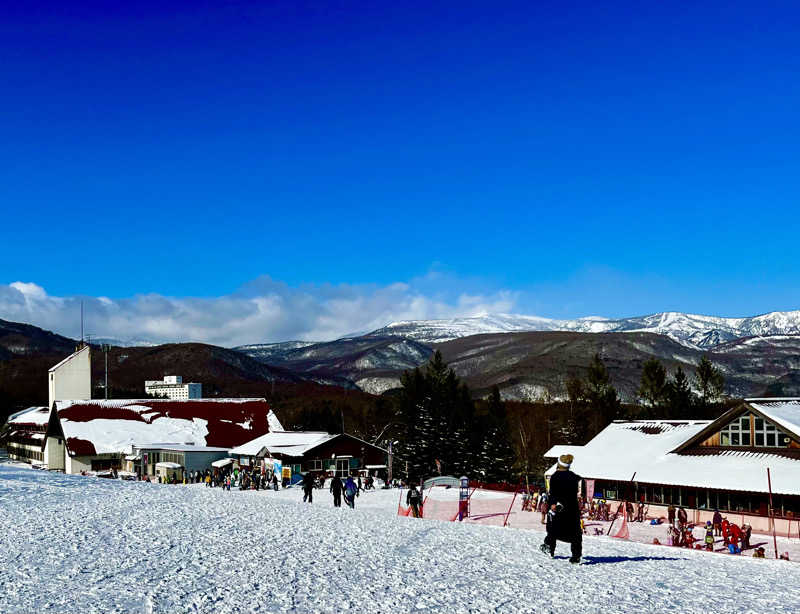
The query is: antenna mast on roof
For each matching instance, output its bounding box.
[80,300,84,345]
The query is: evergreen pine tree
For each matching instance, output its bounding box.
[585,353,622,427]
[695,356,725,407]
[480,385,516,482]
[665,366,694,418]
[638,358,667,407]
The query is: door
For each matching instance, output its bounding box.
[336,458,350,478]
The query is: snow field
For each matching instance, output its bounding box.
[2,465,800,613]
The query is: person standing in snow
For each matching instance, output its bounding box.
[540,454,582,564]
[625,501,634,522]
[667,504,676,527]
[344,476,358,509]
[538,491,549,524]
[677,506,688,530]
[713,509,723,536]
[330,475,344,507]
[741,523,752,550]
[406,483,423,518]
[302,472,315,503]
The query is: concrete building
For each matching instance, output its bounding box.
[145,375,202,400]
[544,398,800,534]
[48,345,91,409]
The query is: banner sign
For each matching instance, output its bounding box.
[585,479,595,502]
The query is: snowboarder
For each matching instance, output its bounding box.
[540,454,582,564]
[302,472,315,503]
[407,483,423,518]
[330,475,344,507]
[344,476,358,509]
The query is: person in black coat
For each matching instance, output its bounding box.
[302,472,315,503]
[330,475,344,507]
[541,454,582,563]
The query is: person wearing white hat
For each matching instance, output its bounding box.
[540,454,582,564]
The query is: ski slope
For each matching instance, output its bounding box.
[2,465,800,613]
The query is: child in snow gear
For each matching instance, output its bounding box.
[704,521,715,551]
[407,483,423,518]
[541,454,582,564]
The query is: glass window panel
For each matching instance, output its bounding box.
[756,433,765,446]
[741,432,751,446]
[766,433,776,446]
[721,433,730,445]
[732,432,740,445]
[741,416,750,427]
[766,423,776,431]
[755,418,764,429]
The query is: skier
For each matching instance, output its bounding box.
[330,474,344,507]
[407,483,423,518]
[302,472,315,503]
[344,476,358,509]
[272,473,279,491]
[540,454,582,564]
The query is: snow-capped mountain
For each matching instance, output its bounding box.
[368,310,800,350]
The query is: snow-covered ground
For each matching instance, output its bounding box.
[2,465,800,613]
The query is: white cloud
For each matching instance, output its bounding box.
[0,276,520,347]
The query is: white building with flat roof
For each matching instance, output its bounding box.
[145,375,202,400]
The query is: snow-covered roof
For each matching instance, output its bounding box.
[542,445,584,459]
[211,458,235,468]
[6,407,50,427]
[134,444,230,452]
[52,399,275,457]
[230,431,335,457]
[544,419,800,496]
[155,462,182,469]
[746,398,800,436]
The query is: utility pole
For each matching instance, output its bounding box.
[102,344,110,399]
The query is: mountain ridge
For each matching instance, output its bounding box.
[366,309,800,349]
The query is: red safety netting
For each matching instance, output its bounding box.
[397,486,548,529]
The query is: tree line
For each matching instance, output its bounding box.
[391,351,728,484]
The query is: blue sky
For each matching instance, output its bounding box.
[1,2,799,342]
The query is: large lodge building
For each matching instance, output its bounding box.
[5,345,389,480]
[545,398,800,533]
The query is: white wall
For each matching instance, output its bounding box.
[49,346,91,409]
[65,455,92,475]
[44,437,65,471]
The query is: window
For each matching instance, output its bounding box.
[719,414,751,446]
[305,459,323,471]
[753,416,788,448]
